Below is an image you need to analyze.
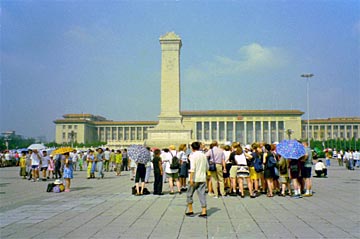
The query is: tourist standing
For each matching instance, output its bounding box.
[186,142,209,218]
[152,149,163,195]
[19,152,27,179]
[96,148,105,179]
[104,148,111,172]
[30,149,42,182]
[41,150,49,181]
[115,150,122,176]
[302,141,313,197]
[122,149,128,171]
[144,147,152,183]
[178,144,188,191]
[63,152,73,192]
[263,144,275,197]
[165,145,182,194]
[87,150,95,179]
[206,141,226,198]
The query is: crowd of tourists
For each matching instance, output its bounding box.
[8,142,360,196]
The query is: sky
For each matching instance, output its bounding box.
[1,0,359,142]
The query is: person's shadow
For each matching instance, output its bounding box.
[207,207,221,216]
[71,186,92,191]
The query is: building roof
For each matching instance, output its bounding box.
[181,110,304,117]
[304,117,360,124]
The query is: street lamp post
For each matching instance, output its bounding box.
[301,73,314,147]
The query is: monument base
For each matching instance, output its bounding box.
[146,128,192,148]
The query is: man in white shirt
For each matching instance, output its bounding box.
[186,141,209,218]
[41,150,50,181]
[104,148,111,172]
[314,160,327,177]
[31,149,42,182]
[70,150,79,171]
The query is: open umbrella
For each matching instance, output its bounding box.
[27,144,46,150]
[276,140,305,159]
[52,147,74,155]
[127,145,151,164]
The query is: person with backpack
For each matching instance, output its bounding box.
[278,156,291,196]
[250,142,263,196]
[263,144,276,197]
[164,145,182,195]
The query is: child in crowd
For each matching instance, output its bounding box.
[48,155,55,179]
[278,156,291,196]
[115,150,122,176]
[63,152,73,192]
[19,152,27,179]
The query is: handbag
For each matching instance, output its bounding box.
[237,165,250,176]
[208,149,217,171]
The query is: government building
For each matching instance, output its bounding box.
[53,32,360,148]
[54,113,360,147]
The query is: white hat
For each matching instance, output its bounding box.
[245,145,251,150]
[54,179,62,185]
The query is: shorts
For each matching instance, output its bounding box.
[249,166,259,180]
[229,165,238,178]
[302,166,312,178]
[223,163,232,178]
[31,165,39,169]
[166,172,179,179]
[40,167,47,171]
[279,176,290,184]
[135,163,146,183]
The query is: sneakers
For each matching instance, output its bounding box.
[292,194,302,199]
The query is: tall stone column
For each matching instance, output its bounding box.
[146,32,192,147]
[157,32,183,129]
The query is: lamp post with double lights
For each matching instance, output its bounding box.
[301,73,314,147]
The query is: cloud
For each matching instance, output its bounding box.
[185,43,288,82]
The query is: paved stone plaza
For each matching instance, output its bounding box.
[0,162,359,239]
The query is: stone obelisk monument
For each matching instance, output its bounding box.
[147,32,192,147]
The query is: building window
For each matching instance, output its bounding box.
[270,121,276,143]
[211,122,217,141]
[263,121,269,142]
[62,132,66,140]
[62,125,66,130]
[246,122,253,144]
[124,127,129,140]
[74,125,78,130]
[204,122,210,141]
[137,127,142,140]
[219,122,225,141]
[118,127,123,140]
[68,125,72,129]
[235,122,244,143]
[130,127,136,140]
[196,122,202,140]
[226,122,233,142]
[255,121,261,142]
[278,121,284,141]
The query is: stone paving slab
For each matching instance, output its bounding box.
[0,164,359,238]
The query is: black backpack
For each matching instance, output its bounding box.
[46,183,55,192]
[170,151,180,169]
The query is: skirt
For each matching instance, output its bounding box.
[63,166,73,179]
[179,162,188,178]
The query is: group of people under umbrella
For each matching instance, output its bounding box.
[125,139,313,217]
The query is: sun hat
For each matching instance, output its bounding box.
[169,145,176,150]
[54,179,62,185]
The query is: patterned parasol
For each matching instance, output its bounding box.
[52,147,74,155]
[127,145,151,164]
[276,140,305,160]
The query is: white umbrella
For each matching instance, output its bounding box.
[27,143,46,150]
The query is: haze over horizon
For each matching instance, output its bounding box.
[1,1,359,141]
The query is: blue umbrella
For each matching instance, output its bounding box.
[127,145,151,164]
[276,140,305,159]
